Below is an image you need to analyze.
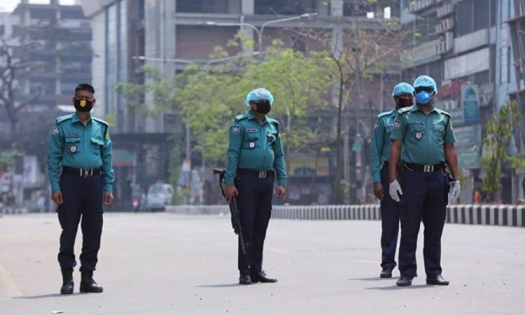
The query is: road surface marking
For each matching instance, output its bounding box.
[0,263,21,297]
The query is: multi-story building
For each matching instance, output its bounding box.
[400,0,520,203]
[0,0,90,210]
[12,0,91,108]
[81,0,403,205]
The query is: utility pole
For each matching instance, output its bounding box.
[350,3,362,204]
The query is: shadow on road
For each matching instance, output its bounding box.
[365,284,430,290]
[13,293,67,299]
[198,283,247,288]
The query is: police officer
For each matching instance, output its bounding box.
[223,88,287,285]
[388,75,460,287]
[371,82,414,279]
[47,83,114,294]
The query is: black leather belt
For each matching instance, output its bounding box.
[237,168,274,179]
[405,163,445,173]
[62,166,101,177]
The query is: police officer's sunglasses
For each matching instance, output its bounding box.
[414,87,434,93]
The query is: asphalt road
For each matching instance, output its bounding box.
[0,212,524,315]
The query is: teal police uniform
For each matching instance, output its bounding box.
[47,113,114,274]
[391,106,455,165]
[225,110,287,187]
[371,109,397,183]
[371,109,401,275]
[225,90,287,283]
[390,104,456,283]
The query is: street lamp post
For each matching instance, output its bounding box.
[206,13,317,62]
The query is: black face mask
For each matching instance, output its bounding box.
[74,99,93,112]
[254,100,271,114]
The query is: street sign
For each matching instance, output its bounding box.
[457,145,480,169]
[453,124,482,147]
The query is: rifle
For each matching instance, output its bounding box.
[213,168,246,255]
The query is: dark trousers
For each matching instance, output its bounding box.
[398,169,448,278]
[235,173,274,275]
[57,174,104,271]
[380,165,401,270]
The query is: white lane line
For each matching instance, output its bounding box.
[0,263,21,297]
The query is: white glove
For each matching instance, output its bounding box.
[389,179,403,202]
[448,180,461,203]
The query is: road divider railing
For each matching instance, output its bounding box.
[167,204,524,228]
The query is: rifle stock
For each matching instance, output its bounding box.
[214,168,247,255]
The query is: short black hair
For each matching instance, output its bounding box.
[75,83,95,94]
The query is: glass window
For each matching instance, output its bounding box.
[473,1,490,31]
[60,9,86,19]
[455,0,473,37]
[30,78,56,95]
[177,0,228,13]
[29,8,56,20]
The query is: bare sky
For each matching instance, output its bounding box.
[0,0,77,12]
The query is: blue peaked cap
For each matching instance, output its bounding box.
[245,88,274,106]
[392,82,414,96]
[413,75,438,94]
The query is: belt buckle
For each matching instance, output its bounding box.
[423,165,434,172]
[80,168,92,177]
[258,171,267,179]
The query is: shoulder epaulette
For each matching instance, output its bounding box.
[92,116,109,126]
[267,117,279,125]
[234,113,248,121]
[435,108,451,117]
[397,106,412,115]
[55,114,73,124]
[377,109,394,118]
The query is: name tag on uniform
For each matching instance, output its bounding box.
[246,128,257,133]
[66,133,79,138]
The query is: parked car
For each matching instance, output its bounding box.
[145,183,174,211]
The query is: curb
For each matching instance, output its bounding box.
[166,204,525,228]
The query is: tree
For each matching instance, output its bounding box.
[175,45,332,168]
[300,16,404,204]
[480,101,525,203]
[0,147,18,173]
[0,38,42,137]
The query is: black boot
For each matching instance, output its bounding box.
[60,268,74,294]
[80,270,104,293]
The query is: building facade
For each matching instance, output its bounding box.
[81,0,403,205]
[401,0,521,203]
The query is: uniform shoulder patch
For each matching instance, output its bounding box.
[92,116,109,126]
[231,125,241,135]
[56,114,73,124]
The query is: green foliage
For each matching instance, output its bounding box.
[0,148,18,172]
[115,65,178,118]
[480,101,525,202]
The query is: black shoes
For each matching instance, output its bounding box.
[426,275,449,286]
[239,271,277,284]
[79,270,104,293]
[239,274,252,285]
[380,268,393,278]
[251,271,277,283]
[60,268,74,294]
[396,276,413,287]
